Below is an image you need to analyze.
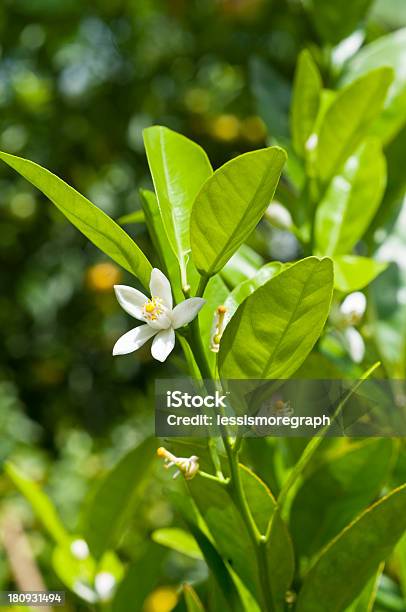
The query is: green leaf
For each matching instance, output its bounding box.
[143,126,212,288]
[295,484,406,612]
[290,439,394,561]
[5,462,69,545]
[151,527,203,560]
[117,209,145,225]
[333,256,388,292]
[112,542,165,612]
[190,147,286,278]
[291,50,322,158]
[183,584,205,612]
[371,207,406,378]
[305,0,373,44]
[169,489,248,611]
[82,437,156,559]
[341,28,406,143]
[221,244,264,288]
[187,476,261,603]
[240,466,294,609]
[315,140,387,255]
[250,57,290,142]
[219,257,334,379]
[224,262,285,319]
[140,189,184,302]
[316,68,393,182]
[345,564,383,612]
[0,151,152,289]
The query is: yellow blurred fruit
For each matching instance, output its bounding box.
[240,116,267,143]
[86,262,122,293]
[143,586,178,612]
[210,114,240,142]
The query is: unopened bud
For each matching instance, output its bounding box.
[265,202,293,231]
[210,305,228,352]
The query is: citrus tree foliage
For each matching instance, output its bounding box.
[2,1,406,610]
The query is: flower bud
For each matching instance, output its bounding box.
[265,202,293,231]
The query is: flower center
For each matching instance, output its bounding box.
[143,297,164,321]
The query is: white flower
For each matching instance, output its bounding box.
[70,538,89,560]
[265,202,293,230]
[94,572,116,601]
[113,268,205,362]
[343,327,365,363]
[157,447,200,480]
[340,291,366,325]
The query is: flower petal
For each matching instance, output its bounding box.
[151,327,176,362]
[114,285,147,320]
[341,292,366,318]
[113,325,156,355]
[344,327,365,363]
[149,268,172,309]
[171,298,206,329]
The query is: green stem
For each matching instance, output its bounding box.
[275,361,381,520]
[224,435,273,611]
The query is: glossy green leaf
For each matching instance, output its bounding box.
[0,151,152,289]
[315,140,387,255]
[187,476,261,603]
[305,0,373,44]
[290,439,394,561]
[5,462,69,546]
[333,256,388,292]
[341,28,406,143]
[221,244,264,288]
[117,209,145,225]
[140,189,184,302]
[143,126,212,288]
[190,147,286,277]
[219,257,334,379]
[151,527,203,560]
[224,262,284,319]
[296,484,406,612]
[240,466,294,609]
[169,490,247,611]
[291,50,322,157]
[316,68,393,182]
[82,437,156,559]
[183,584,205,612]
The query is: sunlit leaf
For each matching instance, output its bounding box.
[143,126,212,289]
[0,151,152,289]
[219,257,333,379]
[342,28,406,143]
[5,462,69,546]
[291,50,322,157]
[151,527,203,560]
[190,147,286,278]
[316,68,392,182]
[333,256,388,292]
[315,140,387,255]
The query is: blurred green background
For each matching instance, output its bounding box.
[1,0,406,609]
